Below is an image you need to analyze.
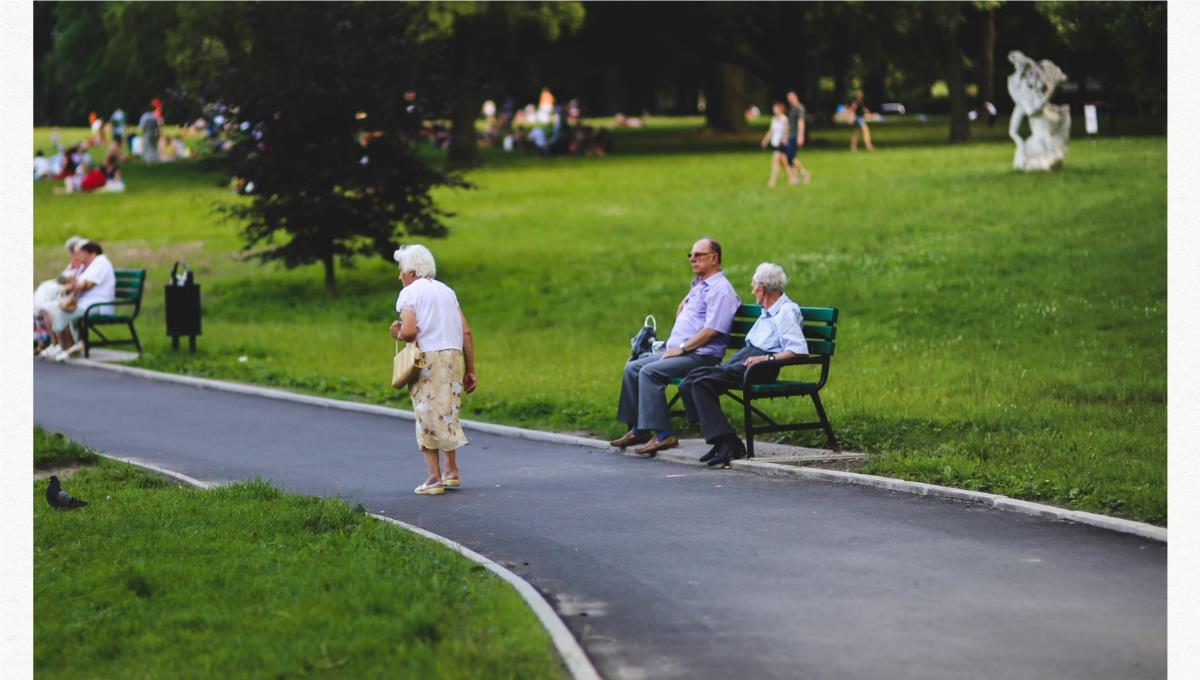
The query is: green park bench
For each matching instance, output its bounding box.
[667,303,840,458]
[80,269,146,358]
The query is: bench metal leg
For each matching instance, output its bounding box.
[667,386,690,418]
[811,392,838,451]
[128,321,142,354]
[81,322,90,358]
[743,398,755,459]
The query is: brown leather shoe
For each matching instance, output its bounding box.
[634,435,679,456]
[610,431,652,449]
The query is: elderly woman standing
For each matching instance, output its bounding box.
[390,245,477,495]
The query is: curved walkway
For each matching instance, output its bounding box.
[34,362,1166,680]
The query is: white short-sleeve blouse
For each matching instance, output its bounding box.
[396,277,464,352]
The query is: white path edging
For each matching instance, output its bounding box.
[370,515,601,680]
[73,359,611,450]
[92,451,601,680]
[68,359,1166,543]
[739,460,1167,543]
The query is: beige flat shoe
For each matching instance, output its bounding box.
[414,480,444,495]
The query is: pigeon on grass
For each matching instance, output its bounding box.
[46,475,88,510]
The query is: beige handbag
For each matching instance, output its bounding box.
[392,340,424,389]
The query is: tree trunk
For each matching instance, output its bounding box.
[982,8,996,105]
[605,64,626,115]
[945,25,970,143]
[447,18,480,168]
[322,252,337,298]
[672,70,696,116]
[704,61,747,133]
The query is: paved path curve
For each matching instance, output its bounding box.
[34,362,1166,680]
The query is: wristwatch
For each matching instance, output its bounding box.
[768,353,776,361]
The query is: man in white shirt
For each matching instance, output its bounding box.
[50,240,116,361]
[678,262,810,467]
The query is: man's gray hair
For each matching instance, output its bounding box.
[393,244,437,278]
[752,262,788,292]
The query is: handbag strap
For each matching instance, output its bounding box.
[394,312,419,354]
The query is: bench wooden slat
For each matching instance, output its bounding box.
[803,325,835,341]
[806,340,835,356]
[748,380,820,395]
[799,307,837,322]
[731,319,757,335]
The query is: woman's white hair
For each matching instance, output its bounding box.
[65,235,86,254]
[752,262,788,292]
[393,244,437,278]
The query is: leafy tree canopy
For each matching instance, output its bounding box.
[180,2,469,297]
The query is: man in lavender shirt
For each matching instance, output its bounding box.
[611,238,741,456]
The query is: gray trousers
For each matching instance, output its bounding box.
[617,351,719,432]
[678,345,774,443]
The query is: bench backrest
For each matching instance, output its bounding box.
[114,269,146,306]
[728,303,838,356]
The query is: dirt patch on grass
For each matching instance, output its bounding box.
[34,240,210,282]
[33,464,88,481]
[109,240,209,270]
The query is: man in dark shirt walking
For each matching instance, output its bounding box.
[785,91,813,185]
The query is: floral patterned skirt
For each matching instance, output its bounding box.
[410,349,469,451]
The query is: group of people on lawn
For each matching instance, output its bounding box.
[389,236,808,496]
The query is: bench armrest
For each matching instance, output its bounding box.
[743,354,830,389]
[82,299,138,319]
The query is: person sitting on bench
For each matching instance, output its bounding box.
[50,240,115,361]
[610,237,741,456]
[679,262,809,468]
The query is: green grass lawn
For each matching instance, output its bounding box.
[33,120,1167,524]
[34,427,566,678]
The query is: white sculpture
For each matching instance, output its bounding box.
[1007,51,1071,171]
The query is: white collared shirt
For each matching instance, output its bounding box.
[745,293,809,355]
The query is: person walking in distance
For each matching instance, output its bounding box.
[848,90,874,152]
[785,91,813,184]
[760,102,790,188]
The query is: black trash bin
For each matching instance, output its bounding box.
[165,261,202,352]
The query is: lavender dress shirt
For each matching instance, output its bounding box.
[665,271,741,358]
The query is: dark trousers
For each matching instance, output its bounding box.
[679,345,776,443]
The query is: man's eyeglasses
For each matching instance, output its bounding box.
[687,251,714,260]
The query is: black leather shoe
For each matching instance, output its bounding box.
[707,442,733,468]
[707,437,747,468]
[727,437,748,461]
[698,444,721,463]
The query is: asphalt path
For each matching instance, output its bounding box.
[34,362,1166,680]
